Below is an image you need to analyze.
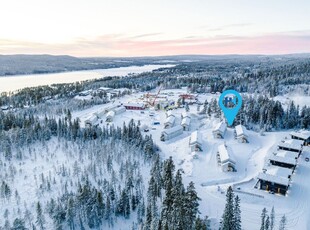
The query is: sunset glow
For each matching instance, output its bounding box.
[1,0,310,56]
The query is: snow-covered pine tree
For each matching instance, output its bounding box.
[221,186,235,230]
[35,202,45,230]
[233,195,242,230]
[260,208,267,230]
[160,157,175,229]
[184,181,201,229]
[278,215,287,230]
[270,206,275,230]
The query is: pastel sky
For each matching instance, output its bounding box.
[1,0,310,57]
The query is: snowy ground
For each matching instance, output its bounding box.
[69,89,310,229]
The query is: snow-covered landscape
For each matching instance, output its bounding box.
[0,56,309,229]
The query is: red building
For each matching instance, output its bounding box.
[124,103,145,110]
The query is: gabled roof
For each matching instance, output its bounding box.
[213,122,227,133]
[189,131,202,145]
[181,117,191,126]
[166,110,175,117]
[162,125,183,135]
[106,110,115,117]
[165,116,175,124]
[235,124,248,137]
[182,112,190,118]
[218,144,235,164]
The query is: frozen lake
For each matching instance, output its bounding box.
[0,64,174,93]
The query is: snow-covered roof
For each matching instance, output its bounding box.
[106,110,115,117]
[105,105,119,112]
[182,112,190,118]
[218,144,235,164]
[162,125,183,135]
[181,117,191,126]
[98,87,112,91]
[166,110,175,117]
[213,122,227,133]
[278,139,304,151]
[258,167,292,186]
[269,151,297,165]
[273,150,299,159]
[235,124,248,137]
[290,130,310,140]
[113,106,126,113]
[124,103,145,108]
[189,131,202,145]
[165,116,175,124]
[85,114,98,124]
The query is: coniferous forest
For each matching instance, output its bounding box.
[0,56,309,229]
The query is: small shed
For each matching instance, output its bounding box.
[217,144,236,172]
[106,111,115,122]
[166,110,175,118]
[234,124,249,143]
[85,114,98,126]
[212,122,227,139]
[164,116,176,129]
[181,117,191,131]
[189,131,202,152]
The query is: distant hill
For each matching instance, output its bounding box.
[0,54,143,76]
[1,53,310,76]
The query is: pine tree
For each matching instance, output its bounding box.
[161,157,175,229]
[194,216,208,230]
[171,169,186,229]
[278,215,286,230]
[35,202,45,230]
[265,215,270,230]
[221,186,234,230]
[184,181,201,229]
[260,208,267,230]
[270,207,275,230]
[233,195,242,230]
[66,198,75,230]
[12,218,27,230]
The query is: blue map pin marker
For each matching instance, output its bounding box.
[218,90,242,126]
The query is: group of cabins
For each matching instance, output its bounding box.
[256,130,310,195]
[161,111,192,141]
[85,105,126,126]
[212,122,249,172]
[212,122,249,143]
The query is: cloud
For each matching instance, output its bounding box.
[1,31,310,56]
[200,23,253,32]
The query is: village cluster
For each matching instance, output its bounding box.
[75,87,310,198]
